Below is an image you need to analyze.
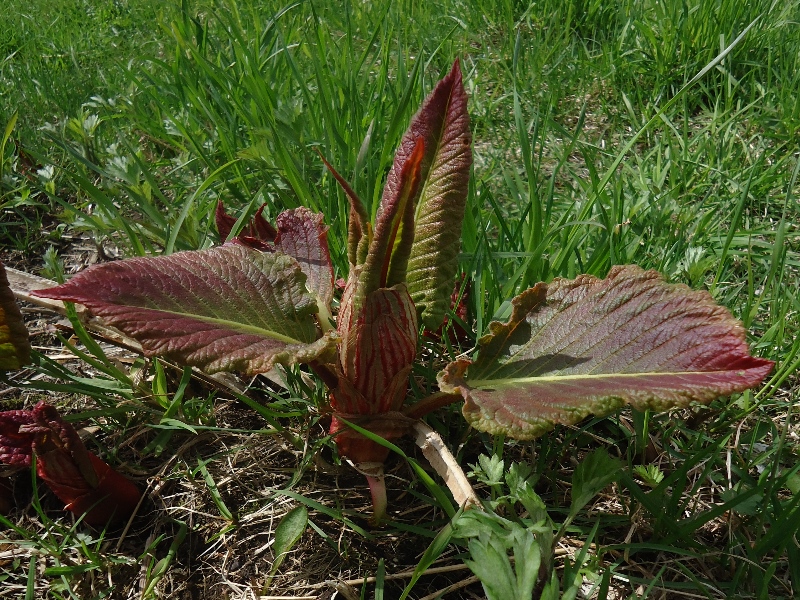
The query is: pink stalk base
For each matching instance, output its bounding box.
[351,461,387,524]
[365,474,387,524]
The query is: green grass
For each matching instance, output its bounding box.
[0,0,178,134]
[1,0,799,598]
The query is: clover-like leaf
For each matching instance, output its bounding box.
[35,245,338,375]
[439,266,774,439]
[403,59,472,329]
[0,262,31,371]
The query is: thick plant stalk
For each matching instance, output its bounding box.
[349,461,387,524]
[412,421,480,510]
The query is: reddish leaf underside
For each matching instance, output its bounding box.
[274,208,335,310]
[1,402,140,526]
[0,262,31,370]
[39,451,141,526]
[439,265,774,439]
[35,245,338,375]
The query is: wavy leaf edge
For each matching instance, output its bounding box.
[439,265,774,440]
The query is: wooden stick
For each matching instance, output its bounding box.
[412,421,481,510]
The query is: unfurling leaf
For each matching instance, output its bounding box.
[439,266,774,439]
[216,204,335,311]
[331,283,418,465]
[0,262,31,370]
[335,284,418,413]
[0,402,140,525]
[361,137,425,294]
[0,409,36,466]
[403,60,473,330]
[215,202,276,247]
[35,245,338,375]
[316,151,371,267]
[274,208,335,310]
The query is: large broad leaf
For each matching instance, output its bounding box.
[401,60,473,330]
[0,262,31,370]
[35,245,337,375]
[439,266,774,439]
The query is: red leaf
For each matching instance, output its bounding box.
[275,208,335,309]
[360,137,425,295]
[1,402,140,525]
[215,201,276,248]
[0,409,36,467]
[331,283,418,465]
[335,284,418,415]
[35,245,336,375]
[217,203,335,311]
[56,453,141,526]
[329,411,415,465]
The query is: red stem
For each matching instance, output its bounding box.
[402,392,463,420]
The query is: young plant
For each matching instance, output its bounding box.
[34,61,773,521]
[0,262,141,527]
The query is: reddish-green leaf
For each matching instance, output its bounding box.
[335,284,418,415]
[0,262,31,370]
[331,283,418,466]
[404,60,473,329]
[274,208,335,311]
[316,151,371,267]
[215,202,276,248]
[216,204,334,311]
[361,138,425,294]
[439,266,774,439]
[35,245,338,375]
